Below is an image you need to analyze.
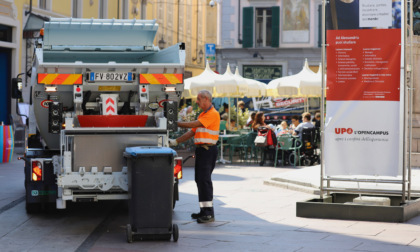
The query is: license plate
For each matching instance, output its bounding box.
[89,72,133,81]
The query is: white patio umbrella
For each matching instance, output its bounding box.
[214,63,241,127]
[267,59,317,97]
[214,63,240,96]
[243,78,267,97]
[300,63,323,97]
[184,61,220,98]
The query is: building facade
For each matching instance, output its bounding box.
[215,0,322,81]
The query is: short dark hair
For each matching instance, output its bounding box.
[250,111,257,119]
[302,112,311,121]
[291,115,299,121]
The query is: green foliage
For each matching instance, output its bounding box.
[238,108,249,127]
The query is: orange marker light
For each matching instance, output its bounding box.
[174,159,182,179]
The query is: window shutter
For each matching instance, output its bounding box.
[242,7,254,48]
[271,6,280,48]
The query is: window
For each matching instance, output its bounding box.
[72,0,81,18]
[99,0,107,19]
[255,8,272,47]
[242,7,279,48]
[122,0,129,19]
[0,25,12,43]
[39,0,47,9]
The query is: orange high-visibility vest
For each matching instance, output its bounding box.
[192,106,220,145]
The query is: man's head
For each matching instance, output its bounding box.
[291,115,300,126]
[196,90,212,111]
[302,112,311,122]
[186,106,193,114]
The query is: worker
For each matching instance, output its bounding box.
[168,90,220,223]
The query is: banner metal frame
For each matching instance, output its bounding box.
[319,0,412,203]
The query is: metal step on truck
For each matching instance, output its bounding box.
[11,18,185,213]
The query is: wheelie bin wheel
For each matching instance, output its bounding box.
[172,224,179,242]
[126,224,133,243]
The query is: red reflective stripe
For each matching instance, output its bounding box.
[106,98,115,105]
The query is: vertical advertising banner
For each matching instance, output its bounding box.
[324,0,402,176]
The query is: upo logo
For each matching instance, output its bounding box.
[31,190,39,196]
[335,128,353,134]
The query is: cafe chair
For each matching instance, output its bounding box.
[228,135,248,163]
[275,134,302,167]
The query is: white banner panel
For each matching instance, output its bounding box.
[325,0,402,177]
[324,101,401,176]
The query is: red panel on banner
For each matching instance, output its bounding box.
[327,29,401,101]
[77,115,148,127]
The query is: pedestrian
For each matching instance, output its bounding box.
[293,112,315,139]
[169,90,220,223]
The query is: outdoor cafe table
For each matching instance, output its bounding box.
[217,134,240,164]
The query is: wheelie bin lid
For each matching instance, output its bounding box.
[124,146,177,157]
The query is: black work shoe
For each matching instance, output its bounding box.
[197,215,215,223]
[191,211,204,219]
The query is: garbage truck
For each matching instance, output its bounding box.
[11,18,185,213]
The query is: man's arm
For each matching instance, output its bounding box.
[178,120,203,128]
[293,124,301,136]
[176,130,195,144]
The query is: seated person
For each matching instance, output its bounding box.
[220,113,228,132]
[289,115,300,131]
[312,112,321,128]
[276,121,289,136]
[238,100,246,113]
[293,112,314,139]
[246,111,257,127]
[226,119,238,132]
[219,103,229,119]
[251,112,266,132]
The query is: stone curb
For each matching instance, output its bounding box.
[263,179,320,195]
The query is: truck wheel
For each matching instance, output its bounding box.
[126,224,133,243]
[172,224,179,242]
[26,202,41,214]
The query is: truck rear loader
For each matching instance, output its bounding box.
[11,18,185,213]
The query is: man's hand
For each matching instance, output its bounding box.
[169,139,178,147]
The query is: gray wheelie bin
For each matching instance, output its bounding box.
[124,146,179,242]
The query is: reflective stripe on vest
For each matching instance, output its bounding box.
[194,127,219,145]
